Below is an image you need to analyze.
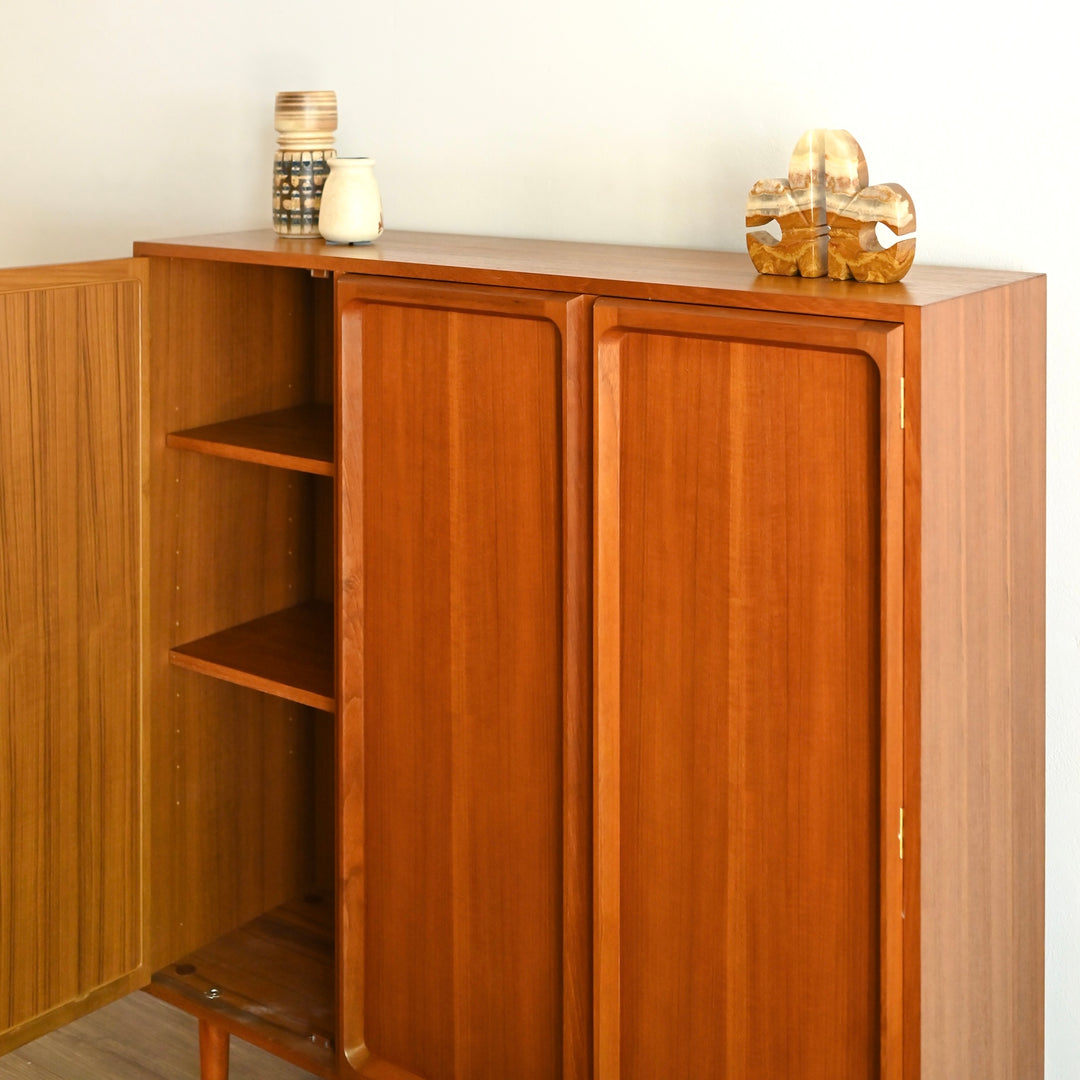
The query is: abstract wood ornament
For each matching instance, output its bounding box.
[747,129,916,283]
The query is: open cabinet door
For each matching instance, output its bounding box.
[0,259,149,1052]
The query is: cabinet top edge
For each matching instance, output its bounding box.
[132,229,1044,316]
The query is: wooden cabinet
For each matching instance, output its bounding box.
[0,232,1045,1080]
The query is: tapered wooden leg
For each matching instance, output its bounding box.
[199,1019,230,1080]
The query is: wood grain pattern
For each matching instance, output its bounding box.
[910,277,1046,1080]
[167,404,334,475]
[169,601,334,712]
[337,278,591,1080]
[0,232,1044,1079]
[0,262,149,1051]
[147,259,332,971]
[0,989,315,1080]
[594,300,905,1080]
[149,894,334,1078]
[133,230,1038,321]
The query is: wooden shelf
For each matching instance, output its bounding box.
[148,893,335,1079]
[167,404,333,475]
[170,601,334,712]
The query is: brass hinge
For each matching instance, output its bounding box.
[899,807,905,860]
[900,377,906,429]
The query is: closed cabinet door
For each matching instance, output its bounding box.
[594,300,905,1080]
[0,260,149,1052]
[336,278,592,1080]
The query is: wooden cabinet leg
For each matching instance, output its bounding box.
[198,1019,230,1080]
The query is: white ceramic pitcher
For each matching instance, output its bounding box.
[318,157,383,244]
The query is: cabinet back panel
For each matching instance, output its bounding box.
[148,260,325,967]
[0,277,144,1038]
[599,326,882,1079]
[340,286,590,1080]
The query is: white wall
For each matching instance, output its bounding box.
[3,0,1076,1070]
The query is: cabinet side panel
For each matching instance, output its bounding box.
[600,323,883,1079]
[918,278,1046,1079]
[0,279,144,1042]
[148,259,322,967]
[342,294,572,1079]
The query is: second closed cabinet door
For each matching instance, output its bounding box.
[593,299,906,1080]
[336,277,592,1080]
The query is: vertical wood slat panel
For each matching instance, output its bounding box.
[0,264,147,1049]
[337,278,591,1080]
[594,300,903,1080]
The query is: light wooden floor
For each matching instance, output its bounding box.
[0,993,316,1080]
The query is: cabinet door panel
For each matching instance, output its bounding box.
[595,301,904,1080]
[338,279,591,1080]
[0,261,148,1050]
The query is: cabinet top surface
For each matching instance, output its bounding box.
[132,229,1042,318]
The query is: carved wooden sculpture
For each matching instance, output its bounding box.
[747,129,916,283]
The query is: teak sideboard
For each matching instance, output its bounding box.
[0,231,1045,1080]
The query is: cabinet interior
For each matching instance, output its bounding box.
[145,258,336,1074]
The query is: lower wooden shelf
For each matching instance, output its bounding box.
[170,601,334,712]
[147,893,335,1079]
[166,404,334,476]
